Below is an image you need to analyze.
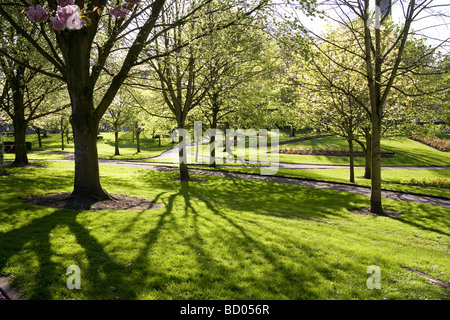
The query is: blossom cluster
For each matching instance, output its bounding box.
[25,0,142,30]
[52,1,86,30]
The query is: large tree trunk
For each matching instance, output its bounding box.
[370,115,383,214]
[11,66,29,166]
[347,138,355,183]
[366,0,384,215]
[364,131,372,179]
[13,118,28,166]
[114,126,120,156]
[71,112,108,200]
[60,30,109,200]
[68,72,109,200]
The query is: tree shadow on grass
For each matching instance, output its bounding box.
[170,179,414,299]
[2,166,448,300]
[0,209,119,299]
[383,202,450,237]
[139,177,373,299]
[0,191,172,300]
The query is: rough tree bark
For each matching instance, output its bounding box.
[10,66,29,166]
[61,29,109,200]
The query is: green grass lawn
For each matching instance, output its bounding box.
[203,166,450,198]
[182,135,449,167]
[7,131,175,160]
[0,161,449,300]
[3,151,68,161]
[153,134,450,198]
[6,132,449,167]
[277,136,450,167]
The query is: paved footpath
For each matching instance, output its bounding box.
[27,151,450,208]
[96,159,450,208]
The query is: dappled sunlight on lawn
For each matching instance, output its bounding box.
[0,162,449,300]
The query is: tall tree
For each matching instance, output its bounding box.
[139,0,273,180]
[0,22,68,165]
[0,0,173,199]
[196,21,280,167]
[101,91,134,156]
[298,0,449,214]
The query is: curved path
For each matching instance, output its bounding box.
[28,150,450,208]
[95,159,450,208]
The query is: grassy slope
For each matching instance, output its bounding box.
[277,136,450,167]
[5,131,449,166]
[156,134,450,198]
[0,161,449,300]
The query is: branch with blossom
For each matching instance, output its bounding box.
[24,0,142,30]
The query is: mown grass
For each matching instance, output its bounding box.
[277,136,450,167]
[181,135,450,168]
[0,161,449,300]
[7,132,449,167]
[3,151,68,161]
[8,131,174,160]
[203,166,450,198]
[147,133,450,198]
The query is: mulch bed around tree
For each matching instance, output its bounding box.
[22,192,163,211]
[351,207,404,217]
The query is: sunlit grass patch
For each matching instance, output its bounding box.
[0,161,448,300]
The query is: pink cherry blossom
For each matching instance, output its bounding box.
[56,4,79,24]
[51,16,66,30]
[26,5,48,23]
[53,4,86,31]
[66,10,86,30]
